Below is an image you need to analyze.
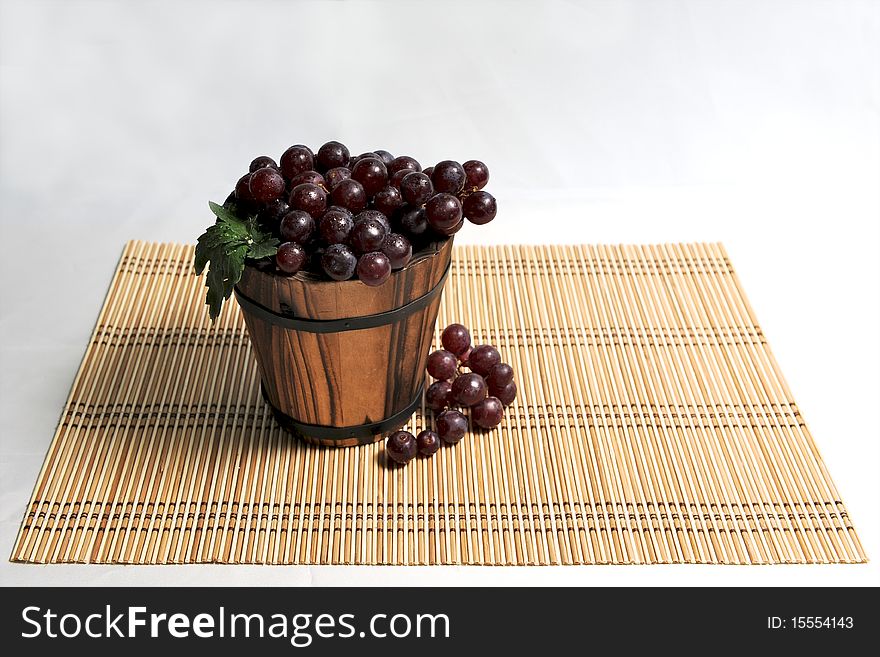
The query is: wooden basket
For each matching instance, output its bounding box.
[234,238,453,447]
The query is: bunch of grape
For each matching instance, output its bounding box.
[230,141,497,287]
[385,323,518,465]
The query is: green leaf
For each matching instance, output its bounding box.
[194,200,280,321]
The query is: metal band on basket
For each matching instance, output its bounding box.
[261,382,425,443]
[234,263,450,334]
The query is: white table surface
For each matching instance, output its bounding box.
[1,0,877,587]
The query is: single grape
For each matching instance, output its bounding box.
[276,242,308,274]
[463,191,497,225]
[389,168,412,188]
[249,155,278,172]
[318,209,354,244]
[356,251,392,286]
[425,193,462,233]
[400,171,434,206]
[422,166,434,178]
[280,145,314,180]
[327,204,353,218]
[330,178,368,213]
[425,380,453,412]
[373,149,395,167]
[349,216,387,253]
[436,409,468,444]
[316,140,350,170]
[442,219,465,236]
[472,396,504,429]
[324,167,351,190]
[416,430,441,457]
[491,381,517,406]
[381,233,413,270]
[451,372,488,407]
[387,155,421,176]
[235,173,254,201]
[468,345,501,376]
[290,170,327,189]
[256,199,289,228]
[280,209,315,243]
[486,362,514,388]
[357,209,390,234]
[441,323,471,356]
[462,160,489,190]
[373,185,405,218]
[398,205,429,236]
[289,182,327,217]
[431,160,466,194]
[320,243,357,281]
[426,349,458,380]
[386,430,417,465]
[355,151,378,162]
[351,156,388,197]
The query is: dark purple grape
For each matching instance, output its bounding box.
[380,233,412,270]
[431,160,466,194]
[318,209,354,244]
[462,160,489,190]
[491,381,517,406]
[276,242,308,274]
[386,430,417,464]
[445,219,465,235]
[387,155,421,176]
[351,157,388,197]
[425,193,462,233]
[290,170,327,189]
[256,199,289,228]
[373,149,395,167]
[280,145,314,180]
[350,216,387,254]
[441,323,471,356]
[324,167,351,190]
[289,183,327,217]
[451,372,488,407]
[422,166,434,178]
[436,409,468,444]
[398,205,429,236]
[486,362,514,388]
[416,430,441,457]
[356,251,392,286]
[357,209,390,234]
[280,209,315,243]
[327,204,353,218]
[400,171,434,206]
[373,185,404,217]
[463,191,497,225]
[426,349,458,380]
[249,155,278,172]
[235,173,254,201]
[316,140,350,170]
[389,168,412,188]
[320,243,357,280]
[330,178,368,213]
[468,345,501,376]
[472,396,503,429]
[425,380,453,412]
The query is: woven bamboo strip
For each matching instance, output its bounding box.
[10,241,864,565]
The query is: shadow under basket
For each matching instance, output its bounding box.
[234,238,453,447]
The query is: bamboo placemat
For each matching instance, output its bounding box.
[11,241,865,565]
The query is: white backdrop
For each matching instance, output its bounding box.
[1,0,878,586]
